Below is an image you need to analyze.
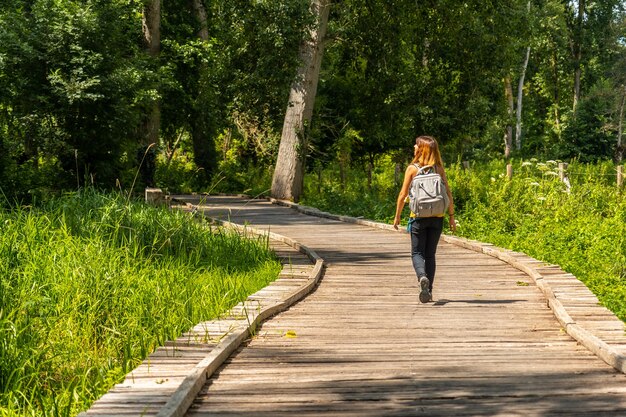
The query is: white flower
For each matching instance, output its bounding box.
[537,196,546,201]
[530,182,540,186]
[521,161,533,167]
[491,177,496,182]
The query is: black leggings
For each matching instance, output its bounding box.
[410,217,443,291]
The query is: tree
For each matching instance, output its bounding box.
[515,1,532,151]
[139,0,161,187]
[189,0,218,181]
[271,0,330,201]
[567,0,585,112]
[504,75,514,159]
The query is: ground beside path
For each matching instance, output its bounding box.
[181,196,626,417]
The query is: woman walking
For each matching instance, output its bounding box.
[393,135,456,303]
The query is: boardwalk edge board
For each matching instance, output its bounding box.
[266,197,626,375]
[155,199,325,417]
[80,198,324,417]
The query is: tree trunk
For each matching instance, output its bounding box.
[141,0,160,147]
[138,0,160,188]
[573,65,582,112]
[504,75,514,159]
[190,0,209,41]
[271,0,331,202]
[552,49,561,133]
[515,46,531,151]
[618,85,625,163]
[571,0,585,112]
[189,0,217,181]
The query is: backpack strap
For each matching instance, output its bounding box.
[413,163,434,175]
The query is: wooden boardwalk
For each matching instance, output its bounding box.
[183,196,626,416]
[82,195,626,416]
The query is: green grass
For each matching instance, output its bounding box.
[302,157,626,321]
[0,189,282,416]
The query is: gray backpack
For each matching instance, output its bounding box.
[409,164,449,217]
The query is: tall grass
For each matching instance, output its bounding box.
[447,159,626,320]
[0,189,281,416]
[302,157,626,321]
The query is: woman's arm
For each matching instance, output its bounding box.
[393,165,417,230]
[437,165,456,233]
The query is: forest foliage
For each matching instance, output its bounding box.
[1,1,626,199]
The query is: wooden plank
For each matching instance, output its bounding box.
[174,196,626,416]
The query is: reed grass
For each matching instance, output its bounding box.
[0,189,281,416]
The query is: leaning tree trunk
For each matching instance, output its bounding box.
[504,75,514,159]
[271,0,331,202]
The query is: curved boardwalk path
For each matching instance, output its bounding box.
[177,196,626,417]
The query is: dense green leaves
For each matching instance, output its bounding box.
[0,0,309,199]
[1,0,625,197]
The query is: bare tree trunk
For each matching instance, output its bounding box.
[271,0,331,202]
[142,0,160,55]
[422,38,430,68]
[504,75,514,159]
[191,0,209,40]
[515,2,532,151]
[141,0,160,147]
[516,46,531,151]
[571,0,585,112]
[552,49,561,133]
[189,0,217,181]
[573,64,582,112]
[138,0,160,187]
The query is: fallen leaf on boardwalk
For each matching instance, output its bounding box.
[284,330,297,338]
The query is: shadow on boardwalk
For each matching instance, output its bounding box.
[187,196,626,417]
[198,341,625,416]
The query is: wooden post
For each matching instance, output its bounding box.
[462,160,470,170]
[506,164,513,180]
[558,163,568,181]
[145,187,165,206]
[618,165,624,188]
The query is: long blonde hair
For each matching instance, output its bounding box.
[411,135,444,168]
